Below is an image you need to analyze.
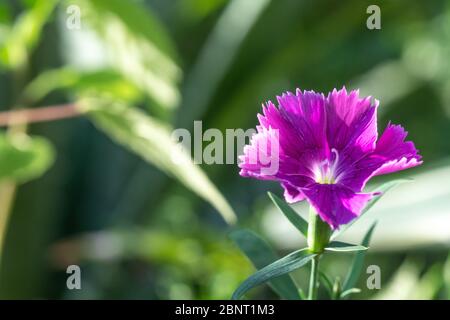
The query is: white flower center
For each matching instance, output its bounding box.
[313,149,340,185]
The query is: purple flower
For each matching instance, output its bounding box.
[239,87,422,229]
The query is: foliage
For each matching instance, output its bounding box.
[0,0,448,299]
[231,189,384,300]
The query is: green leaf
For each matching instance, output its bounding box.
[325,241,368,252]
[332,277,342,300]
[0,0,57,68]
[231,248,315,300]
[0,133,55,183]
[332,179,410,239]
[229,229,300,300]
[268,192,308,238]
[76,0,181,110]
[84,99,236,225]
[23,68,142,103]
[342,222,377,292]
[298,287,306,300]
[319,272,334,298]
[340,287,361,299]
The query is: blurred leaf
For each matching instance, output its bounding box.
[177,0,227,22]
[268,192,308,238]
[319,271,333,298]
[325,241,368,252]
[0,3,12,25]
[0,133,55,183]
[342,222,377,292]
[410,263,443,300]
[332,277,342,300]
[445,254,450,299]
[208,1,362,130]
[0,0,57,69]
[232,248,315,300]
[298,287,306,300]
[372,258,421,300]
[339,288,361,299]
[332,179,411,239]
[23,68,142,103]
[179,0,270,126]
[76,0,181,111]
[229,229,300,300]
[84,99,236,224]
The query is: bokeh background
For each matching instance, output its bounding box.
[0,0,449,299]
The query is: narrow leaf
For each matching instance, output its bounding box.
[268,192,308,237]
[340,288,361,299]
[298,288,306,300]
[229,229,300,300]
[319,272,334,298]
[342,222,377,292]
[232,248,315,300]
[325,241,368,252]
[84,99,236,224]
[332,179,410,239]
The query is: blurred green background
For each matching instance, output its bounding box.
[0,0,449,299]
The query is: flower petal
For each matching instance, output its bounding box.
[339,123,422,191]
[301,183,374,229]
[326,87,378,161]
[239,127,281,180]
[259,90,329,158]
[371,123,422,176]
[277,90,329,152]
[240,90,330,184]
[281,181,306,203]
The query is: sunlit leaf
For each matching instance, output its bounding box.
[83,99,236,224]
[0,0,57,68]
[332,277,342,300]
[23,68,142,103]
[325,241,368,252]
[342,222,377,292]
[229,229,300,300]
[232,248,315,300]
[0,133,55,183]
[268,192,308,238]
[332,179,410,239]
[340,287,361,299]
[75,0,181,110]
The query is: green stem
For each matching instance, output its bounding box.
[307,207,331,254]
[307,207,331,300]
[308,255,320,300]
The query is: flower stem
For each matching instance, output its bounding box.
[307,207,331,300]
[308,255,320,300]
[307,207,331,254]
